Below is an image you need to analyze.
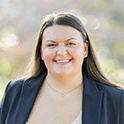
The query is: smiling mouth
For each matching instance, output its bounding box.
[54,59,72,65]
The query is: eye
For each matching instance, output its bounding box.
[67,42,76,45]
[47,44,56,47]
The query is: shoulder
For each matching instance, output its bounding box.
[0,78,29,123]
[0,78,28,107]
[84,74,124,98]
[94,81,124,123]
[2,73,47,97]
[4,78,28,94]
[95,80,124,94]
[1,77,34,105]
[94,80,124,103]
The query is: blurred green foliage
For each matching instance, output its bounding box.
[0,0,124,102]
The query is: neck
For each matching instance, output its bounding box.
[45,72,83,93]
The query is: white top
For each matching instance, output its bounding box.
[71,111,82,124]
[26,111,82,124]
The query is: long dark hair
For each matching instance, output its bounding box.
[21,12,123,89]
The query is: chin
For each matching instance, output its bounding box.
[53,71,74,78]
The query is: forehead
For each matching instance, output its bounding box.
[42,25,83,41]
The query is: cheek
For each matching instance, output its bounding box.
[71,47,84,58]
[42,49,55,62]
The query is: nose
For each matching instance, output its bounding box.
[57,46,67,55]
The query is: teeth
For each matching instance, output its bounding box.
[56,60,70,63]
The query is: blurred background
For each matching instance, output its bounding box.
[0,0,124,102]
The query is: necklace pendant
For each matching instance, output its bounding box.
[60,93,65,97]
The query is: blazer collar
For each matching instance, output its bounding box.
[14,73,103,124]
[25,73,47,88]
[14,73,47,124]
[83,74,101,95]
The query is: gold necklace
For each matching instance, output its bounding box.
[46,80,83,97]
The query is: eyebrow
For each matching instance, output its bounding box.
[46,38,77,43]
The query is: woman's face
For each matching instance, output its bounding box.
[41,25,88,78]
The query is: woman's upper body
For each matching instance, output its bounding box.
[0,12,124,124]
[0,73,124,124]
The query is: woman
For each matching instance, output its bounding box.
[0,12,124,124]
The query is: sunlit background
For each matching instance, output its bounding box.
[0,0,124,102]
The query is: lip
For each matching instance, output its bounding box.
[54,59,72,62]
[54,59,72,65]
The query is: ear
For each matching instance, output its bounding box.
[84,40,88,58]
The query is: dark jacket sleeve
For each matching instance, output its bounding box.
[120,90,124,124]
[0,81,12,123]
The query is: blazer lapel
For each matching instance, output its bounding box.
[82,75,103,124]
[14,73,102,124]
[14,73,47,124]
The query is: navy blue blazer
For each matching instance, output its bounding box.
[0,73,124,124]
